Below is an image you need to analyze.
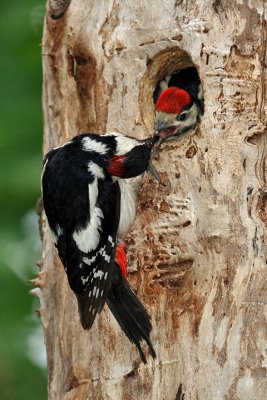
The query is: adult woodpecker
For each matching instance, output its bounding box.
[42,132,158,363]
[154,67,204,142]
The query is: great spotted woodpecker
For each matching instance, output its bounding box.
[41,132,158,363]
[154,67,204,142]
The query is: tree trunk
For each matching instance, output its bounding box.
[38,0,267,399]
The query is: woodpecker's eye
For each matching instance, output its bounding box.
[177,112,187,121]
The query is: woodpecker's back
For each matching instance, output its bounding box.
[41,132,157,362]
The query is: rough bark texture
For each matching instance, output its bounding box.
[38,0,267,399]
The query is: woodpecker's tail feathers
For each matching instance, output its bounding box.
[107,263,156,363]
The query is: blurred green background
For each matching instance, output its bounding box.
[0,1,47,399]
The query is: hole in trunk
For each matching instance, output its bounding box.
[139,47,204,141]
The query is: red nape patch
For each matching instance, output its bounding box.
[115,242,127,278]
[155,87,192,114]
[107,155,126,176]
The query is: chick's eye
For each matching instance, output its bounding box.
[177,112,187,121]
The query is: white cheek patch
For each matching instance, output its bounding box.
[73,207,103,253]
[156,102,198,128]
[115,136,140,155]
[182,103,198,128]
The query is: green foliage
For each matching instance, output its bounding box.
[0,1,47,399]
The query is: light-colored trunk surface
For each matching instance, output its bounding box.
[38,1,267,399]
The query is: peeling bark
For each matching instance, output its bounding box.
[39,1,267,399]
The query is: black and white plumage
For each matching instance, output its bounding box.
[41,132,157,362]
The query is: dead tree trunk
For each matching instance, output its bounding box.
[38,0,267,399]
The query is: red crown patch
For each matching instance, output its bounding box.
[155,87,192,114]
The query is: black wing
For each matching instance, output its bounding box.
[74,180,121,329]
[42,145,121,330]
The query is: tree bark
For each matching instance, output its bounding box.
[38,0,267,399]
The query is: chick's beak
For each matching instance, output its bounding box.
[154,119,180,141]
[155,120,168,133]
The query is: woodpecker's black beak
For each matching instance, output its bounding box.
[143,135,161,149]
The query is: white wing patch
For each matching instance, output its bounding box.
[87,162,105,179]
[97,246,111,263]
[108,235,115,248]
[83,255,97,266]
[81,275,90,285]
[94,270,104,279]
[73,207,103,252]
[82,137,107,155]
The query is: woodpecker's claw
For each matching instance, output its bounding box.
[147,160,166,186]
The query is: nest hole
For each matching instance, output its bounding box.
[140,48,204,136]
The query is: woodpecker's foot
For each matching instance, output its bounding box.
[115,241,127,278]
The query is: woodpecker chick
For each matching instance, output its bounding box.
[155,86,200,143]
[42,133,158,363]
